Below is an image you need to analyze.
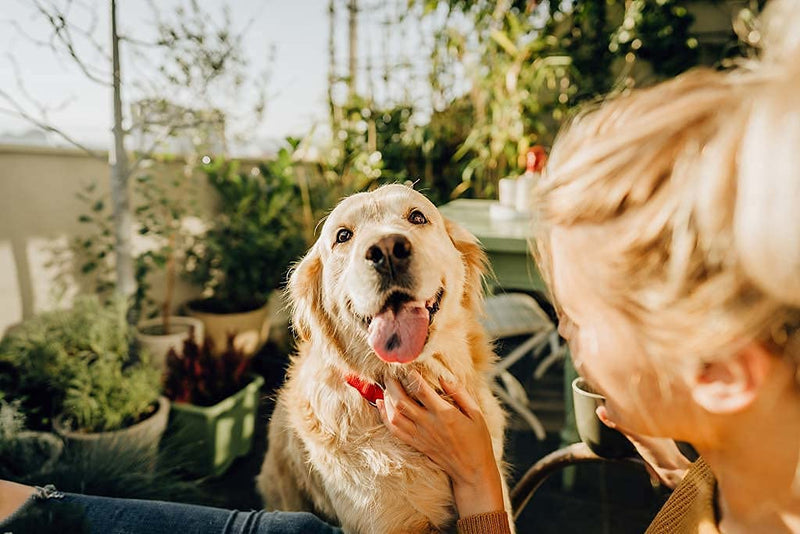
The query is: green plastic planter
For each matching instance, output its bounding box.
[167,375,264,477]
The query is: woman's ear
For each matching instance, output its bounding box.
[690,342,774,414]
[287,244,323,343]
[445,218,489,310]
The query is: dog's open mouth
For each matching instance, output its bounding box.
[363,287,444,364]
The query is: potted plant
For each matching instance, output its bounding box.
[0,297,167,462]
[0,398,63,480]
[184,145,306,355]
[163,332,264,476]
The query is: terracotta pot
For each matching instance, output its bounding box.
[136,316,205,370]
[53,397,170,467]
[186,300,271,357]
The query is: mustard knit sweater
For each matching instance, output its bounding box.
[646,457,719,534]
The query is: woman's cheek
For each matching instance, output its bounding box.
[575,323,601,372]
[576,319,627,399]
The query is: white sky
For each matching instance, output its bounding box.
[0,0,434,155]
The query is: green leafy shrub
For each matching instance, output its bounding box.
[318,98,470,206]
[0,297,160,432]
[62,356,161,433]
[184,148,307,313]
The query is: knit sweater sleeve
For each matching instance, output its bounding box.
[456,511,512,534]
[646,457,719,534]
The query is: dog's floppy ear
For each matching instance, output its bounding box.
[287,244,323,343]
[445,218,489,310]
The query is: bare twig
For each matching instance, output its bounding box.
[6,54,77,120]
[64,0,108,60]
[31,0,112,86]
[117,34,162,47]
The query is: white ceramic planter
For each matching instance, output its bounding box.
[136,316,205,370]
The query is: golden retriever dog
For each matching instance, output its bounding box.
[257,184,511,533]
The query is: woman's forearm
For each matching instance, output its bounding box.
[452,464,505,518]
[0,480,35,522]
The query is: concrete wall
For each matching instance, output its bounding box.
[0,144,285,335]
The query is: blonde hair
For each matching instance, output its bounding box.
[533,0,800,368]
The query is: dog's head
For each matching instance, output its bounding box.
[289,184,487,372]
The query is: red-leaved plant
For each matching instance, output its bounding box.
[163,328,252,407]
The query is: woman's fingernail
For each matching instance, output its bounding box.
[408,370,424,390]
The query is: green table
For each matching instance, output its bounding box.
[438,199,547,294]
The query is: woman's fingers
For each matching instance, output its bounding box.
[385,377,425,419]
[440,377,481,419]
[377,399,417,440]
[404,371,452,413]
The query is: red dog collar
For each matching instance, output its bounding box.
[346,374,384,407]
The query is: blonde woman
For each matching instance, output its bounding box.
[378,1,800,532]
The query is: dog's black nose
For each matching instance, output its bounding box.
[366,234,411,278]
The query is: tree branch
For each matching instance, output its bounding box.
[6,53,77,119]
[31,0,112,86]
[117,34,162,48]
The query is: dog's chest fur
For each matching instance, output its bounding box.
[274,346,458,533]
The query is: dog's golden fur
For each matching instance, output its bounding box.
[257,185,511,533]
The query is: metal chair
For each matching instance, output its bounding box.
[482,292,566,440]
[510,442,646,519]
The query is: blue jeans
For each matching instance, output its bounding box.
[0,485,342,534]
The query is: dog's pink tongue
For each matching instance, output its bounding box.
[368,301,429,363]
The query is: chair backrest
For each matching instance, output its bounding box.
[481,293,554,339]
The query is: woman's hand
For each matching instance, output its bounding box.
[596,406,691,489]
[377,371,505,518]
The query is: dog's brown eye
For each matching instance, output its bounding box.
[408,210,427,225]
[336,228,353,244]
